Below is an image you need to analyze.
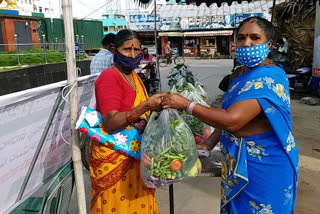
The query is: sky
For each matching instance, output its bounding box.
[71,0,108,20]
[71,0,162,20]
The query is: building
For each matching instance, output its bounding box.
[0,14,40,51]
[157,0,274,57]
[101,14,127,35]
[32,0,61,18]
[0,0,32,16]
[0,0,61,18]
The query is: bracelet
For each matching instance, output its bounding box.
[126,109,136,124]
[187,101,198,115]
[185,100,192,111]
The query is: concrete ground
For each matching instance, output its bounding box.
[70,170,221,214]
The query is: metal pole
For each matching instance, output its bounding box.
[76,34,80,61]
[42,34,48,64]
[169,184,174,214]
[271,0,276,24]
[81,35,84,59]
[61,1,87,214]
[14,34,20,65]
[312,0,320,90]
[154,0,161,91]
[55,37,58,51]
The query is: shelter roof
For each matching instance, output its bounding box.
[158,0,274,18]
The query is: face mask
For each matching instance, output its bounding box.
[235,41,270,67]
[114,51,143,71]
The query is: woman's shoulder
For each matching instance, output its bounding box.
[256,65,287,80]
[96,67,120,85]
[100,67,119,78]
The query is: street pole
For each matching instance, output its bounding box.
[271,0,276,24]
[154,0,161,91]
[61,1,87,214]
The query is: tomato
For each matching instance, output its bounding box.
[142,154,150,166]
[194,136,202,144]
[202,128,211,139]
[170,160,182,171]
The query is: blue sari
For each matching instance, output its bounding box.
[220,65,298,214]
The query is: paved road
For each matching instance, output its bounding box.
[69,59,233,213]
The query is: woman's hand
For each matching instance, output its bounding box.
[146,93,166,112]
[161,93,189,110]
[196,137,217,151]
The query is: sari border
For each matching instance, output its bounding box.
[220,137,249,210]
[90,157,135,192]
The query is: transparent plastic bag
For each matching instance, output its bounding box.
[199,143,222,175]
[176,77,186,88]
[168,68,179,77]
[170,85,178,93]
[186,91,208,106]
[196,84,207,100]
[140,109,199,188]
[178,90,214,140]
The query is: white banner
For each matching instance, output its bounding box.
[0,74,98,213]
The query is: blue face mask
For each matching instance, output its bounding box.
[235,42,271,67]
[114,51,143,71]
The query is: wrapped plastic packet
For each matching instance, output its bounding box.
[178,90,214,141]
[186,91,208,106]
[176,78,186,89]
[196,84,207,100]
[140,109,200,188]
[168,65,197,90]
[75,106,142,159]
[168,67,179,78]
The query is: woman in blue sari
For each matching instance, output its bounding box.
[162,17,298,214]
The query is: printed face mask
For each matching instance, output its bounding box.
[235,42,270,67]
[114,51,143,71]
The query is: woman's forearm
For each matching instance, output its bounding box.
[192,104,238,133]
[102,101,149,133]
[209,128,222,146]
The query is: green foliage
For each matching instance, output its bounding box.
[0,49,65,66]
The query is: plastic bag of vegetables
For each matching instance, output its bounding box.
[140,109,200,188]
[177,90,213,141]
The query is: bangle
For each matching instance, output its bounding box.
[126,109,135,124]
[187,101,198,115]
[185,100,192,111]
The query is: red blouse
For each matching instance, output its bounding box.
[95,68,136,115]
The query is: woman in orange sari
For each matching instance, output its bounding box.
[89,29,163,214]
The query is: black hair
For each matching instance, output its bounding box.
[142,47,148,52]
[237,16,277,43]
[114,29,141,49]
[102,33,115,47]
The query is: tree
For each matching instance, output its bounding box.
[272,0,316,69]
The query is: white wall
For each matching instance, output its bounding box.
[33,0,61,18]
[0,0,34,16]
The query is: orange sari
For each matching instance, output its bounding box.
[89,72,158,214]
